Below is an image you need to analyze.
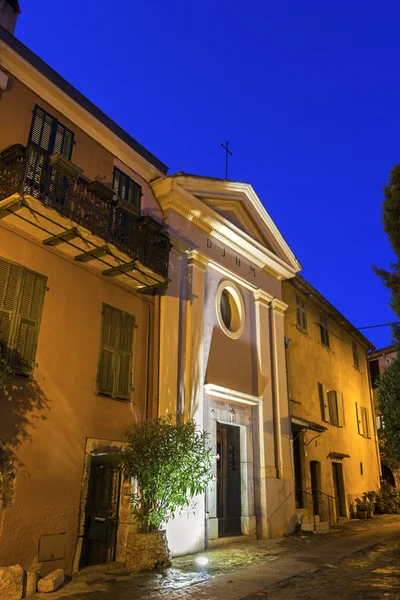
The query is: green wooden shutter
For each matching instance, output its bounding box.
[318,382,330,422]
[116,313,135,399]
[10,269,46,375]
[98,305,120,396]
[0,259,22,353]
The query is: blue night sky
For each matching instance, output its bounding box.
[15,1,398,348]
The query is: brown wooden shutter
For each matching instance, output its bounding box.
[0,259,22,352]
[98,305,120,396]
[318,382,330,422]
[116,313,135,399]
[10,270,46,374]
[337,391,345,426]
[355,402,363,435]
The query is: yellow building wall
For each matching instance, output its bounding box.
[0,71,165,574]
[283,281,380,515]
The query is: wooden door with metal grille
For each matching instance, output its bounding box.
[79,455,122,568]
[217,423,241,537]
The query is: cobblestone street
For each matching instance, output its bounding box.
[34,515,400,599]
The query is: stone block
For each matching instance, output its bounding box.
[0,564,23,600]
[25,571,38,597]
[37,569,64,593]
[125,531,171,572]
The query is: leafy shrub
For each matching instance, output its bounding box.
[374,480,400,514]
[122,415,215,533]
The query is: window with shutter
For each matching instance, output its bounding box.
[355,402,363,436]
[28,105,74,159]
[352,341,359,369]
[97,303,135,400]
[295,294,307,331]
[320,315,330,347]
[337,391,345,427]
[328,390,339,426]
[112,167,142,211]
[361,407,370,439]
[27,106,75,205]
[0,257,46,375]
[318,382,330,422]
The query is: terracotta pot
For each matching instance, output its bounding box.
[357,510,367,519]
[125,529,171,572]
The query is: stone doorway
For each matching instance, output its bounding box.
[79,453,122,568]
[217,423,241,537]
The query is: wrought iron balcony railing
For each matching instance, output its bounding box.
[0,146,170,280]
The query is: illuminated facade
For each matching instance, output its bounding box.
[283,276,381,529]
[0,5,170,574]
[153,174,301,555]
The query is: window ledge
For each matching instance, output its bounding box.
[296,324,308,335]
[96,392,133,404]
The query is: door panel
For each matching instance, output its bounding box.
[80,455,121,568]
[217,424,241,537]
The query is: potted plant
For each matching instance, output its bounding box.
[122,415,215,572]
[354,497,367,519]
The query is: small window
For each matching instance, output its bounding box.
[320,315,330,347]
[360,462,363,475]
[112,167,142,211]
[352,341,359,369]
[216,281,245,340]
[97,304,135,400]
[0,256,47,375]
[295,294,307,331]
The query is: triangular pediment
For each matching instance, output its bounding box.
[151,173,302,278]
[200,197,275,252]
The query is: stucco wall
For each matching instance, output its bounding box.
[0,75,162,218]
[0,227,155,574]
[283,281,380,513]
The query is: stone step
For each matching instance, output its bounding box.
[298,514,320,525]
[301,520,330,533]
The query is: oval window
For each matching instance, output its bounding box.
[216,282,245,339]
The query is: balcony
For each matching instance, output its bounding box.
[0,145,170,290]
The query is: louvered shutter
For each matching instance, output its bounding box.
[53,122,74,159]
[318,382,330,422]
[29,106,53,152]
[355,402,363,435]
[337,391,345,427]
[362,408,370,438]
[98,305,120,396]
[10,270,46,375]
[116,313,134,399]
[0,259,22,353]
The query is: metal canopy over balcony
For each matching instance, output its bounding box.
[0,145,171,292]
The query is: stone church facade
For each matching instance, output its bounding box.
[152,174,301,555]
